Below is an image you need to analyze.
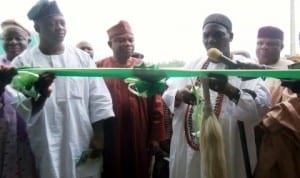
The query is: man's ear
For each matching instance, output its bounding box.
[229,32,234,42]
[108,41,112,48]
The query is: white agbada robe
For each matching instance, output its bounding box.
[163,55,271,178]
[12,45,115,178]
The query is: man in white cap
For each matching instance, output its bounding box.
[12,1,115,178]
[163,13,270,178]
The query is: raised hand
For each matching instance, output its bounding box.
[176,85,196,105]
[208,73,228,93]
[0,65,17,93]
[34,72,56,98]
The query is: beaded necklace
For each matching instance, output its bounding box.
[184,60,224,151]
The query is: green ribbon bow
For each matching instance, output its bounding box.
[11,71,40,100]
[125,63,167,97]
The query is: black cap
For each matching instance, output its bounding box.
[203,13,232,32]
[27,0,63,21]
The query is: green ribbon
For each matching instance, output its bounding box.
[191,86,204,138]
[14,66,300,98]
[17,67,300,79]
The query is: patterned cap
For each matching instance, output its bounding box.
[1,19,31,36]
[107,20,133,39]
